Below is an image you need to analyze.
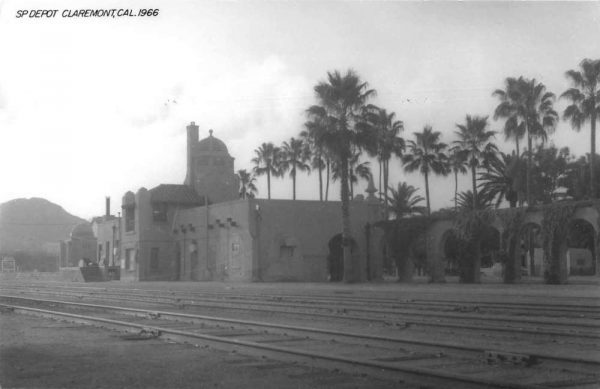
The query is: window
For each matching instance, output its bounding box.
[124,206,135,232]
[150,248,159,272]
[152,202,168,222]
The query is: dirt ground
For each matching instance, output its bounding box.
[0,311,405,389]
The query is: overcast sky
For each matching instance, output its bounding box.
[0,1,598,219]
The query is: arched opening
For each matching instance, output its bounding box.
[515,223,542,277]
[380,236,395,278]
[440,225,502,283]
[441,230,460,277]
[566,219,596,276]
[480,226,502,278]
[327,234,358,282]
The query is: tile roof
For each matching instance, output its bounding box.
[149,184,205,206]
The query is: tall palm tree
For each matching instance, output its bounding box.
[448,146,468,211]
[302,109,328,201]
[493,77,526,157]
[522,78,559,205]
[493,77,557,205]
[363,105,405,218]
[308,69,376,282]
[402,126,448,216]
[386,182,426,218]
[237,169,258,199]
[305,106,336,201]
[280,137,311,200]
[251,142,281,200]
[561,58,600,198]
[453,115,498,209]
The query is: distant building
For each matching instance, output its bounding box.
[94,122,383,282]
[1,256,16,272]
[59,223,97,267]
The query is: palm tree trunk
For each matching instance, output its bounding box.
[424,171,431,216]
[292,163,296,200]
[378,159,382,203]
[454,171,458,211]
[340,155,354,283]
[383,159,389,219]
[471,164,478,210]
[591,112,596,198]
[325,159,330,201]
[292,175,296,200]
[472,238,482,283]
[527,132,532,206]
[267,170,271,200]
[515,137,520,158]
[318,153,323,202]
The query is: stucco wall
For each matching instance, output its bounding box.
[251,198,379,282]
[174,199,253,282]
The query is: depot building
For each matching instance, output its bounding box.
[94,122,384,282]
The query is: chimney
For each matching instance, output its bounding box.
[185,121,199,186]
[105,197,110,217]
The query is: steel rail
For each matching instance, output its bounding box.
[4,282,599,309]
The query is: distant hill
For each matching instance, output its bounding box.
[0,197,86,259]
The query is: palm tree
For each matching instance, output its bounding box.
[308,69,376,282]
[302,109,328,201]
[561,58,600,198]
[237,169,258,199]
[453,115,498,209]
[448,146,468,211]
[363,105,405,217]
[478,152,524,208]
[402,126,448,216]
[493,77,526,156]
[331,152,372,200]
[456,190,492,211]
[251,142,281,200]
[386,182,426,218]
[280,137,311,200]
[349,154,372,199]
[493,77,558,205]
[522,78,559,205]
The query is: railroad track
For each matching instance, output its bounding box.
[2,295,599,389]
[2,285,599,342]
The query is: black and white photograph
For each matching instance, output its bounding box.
[0,1,599,388]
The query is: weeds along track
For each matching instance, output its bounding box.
[1,295,599,389]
